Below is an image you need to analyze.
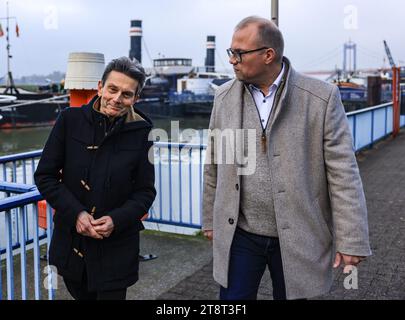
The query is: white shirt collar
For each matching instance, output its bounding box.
[249,63,285,96]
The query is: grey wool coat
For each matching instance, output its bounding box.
[202,58,372,300]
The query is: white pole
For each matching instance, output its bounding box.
[271,0,279,26]
[6,1,11,88]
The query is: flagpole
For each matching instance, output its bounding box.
[1,1,19,94]
[6,1,11,88]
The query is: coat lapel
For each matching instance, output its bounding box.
[266,58,295,156]
[267,58,293,131]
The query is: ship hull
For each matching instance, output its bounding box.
[0,101,69,129]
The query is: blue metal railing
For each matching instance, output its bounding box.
[0,182,48,259]
[0,150,42,185]
[147,142,206,229]
[0,187,54,300]
[347,102,405,151]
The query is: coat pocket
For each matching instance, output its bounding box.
[49,227,73,268]
[64,247,85,282]
[311,197,333,241]
[101,232,140,280]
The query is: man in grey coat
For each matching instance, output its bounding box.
[202,16,371,300]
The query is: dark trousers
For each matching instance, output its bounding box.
[220,227,287,300]
[64,267,127,301]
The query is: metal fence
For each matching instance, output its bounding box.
[347,102,405,151]
[149,142,205,229]
[0,184,54,300]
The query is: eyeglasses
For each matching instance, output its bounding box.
[226,47,269,63]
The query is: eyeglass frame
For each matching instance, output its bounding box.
[226,47,270,63]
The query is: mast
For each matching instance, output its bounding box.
[2,1,19,94]
[6,1,10,87]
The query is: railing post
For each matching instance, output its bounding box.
[2,163,6,181]
[0,232,2,300]
[5,210,15,300]
[46,204,55,300]
[352,115,357,150]
[168,145,173,223]
[32,203,41,300]
[392,67,401,137]
[18,206,27,300]
[179,146,183,224]
[189,148,193,224]
[158,147,163,221]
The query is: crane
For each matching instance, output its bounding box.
[383,40,396,68]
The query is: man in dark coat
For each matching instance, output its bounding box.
[34,57,156,300]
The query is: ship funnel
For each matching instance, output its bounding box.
[65,52,105,107]
[129,20,142,63]
[205,35,216,73]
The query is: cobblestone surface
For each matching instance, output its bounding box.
[159,132,405,300]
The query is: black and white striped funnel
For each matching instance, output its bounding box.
[129,20,142,63]
[205,35,216,72]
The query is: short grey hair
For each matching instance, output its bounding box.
[235,16,284,63]
[101,56,146,96]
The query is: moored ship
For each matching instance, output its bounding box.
[0,89,69,129]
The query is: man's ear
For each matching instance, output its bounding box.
[97,80,103,96]
[265,48,277,65]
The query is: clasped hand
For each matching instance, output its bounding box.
[76,211,114,240]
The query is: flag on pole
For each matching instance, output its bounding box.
[0,23,4,37]
[16,23,20,37]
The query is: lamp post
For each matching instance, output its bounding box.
[392,67,401,137]
[271,0,279,26]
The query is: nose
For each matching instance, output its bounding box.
[112,92,122,103]
[229,55,238,65]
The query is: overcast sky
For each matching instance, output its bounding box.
[0,0,404,77]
